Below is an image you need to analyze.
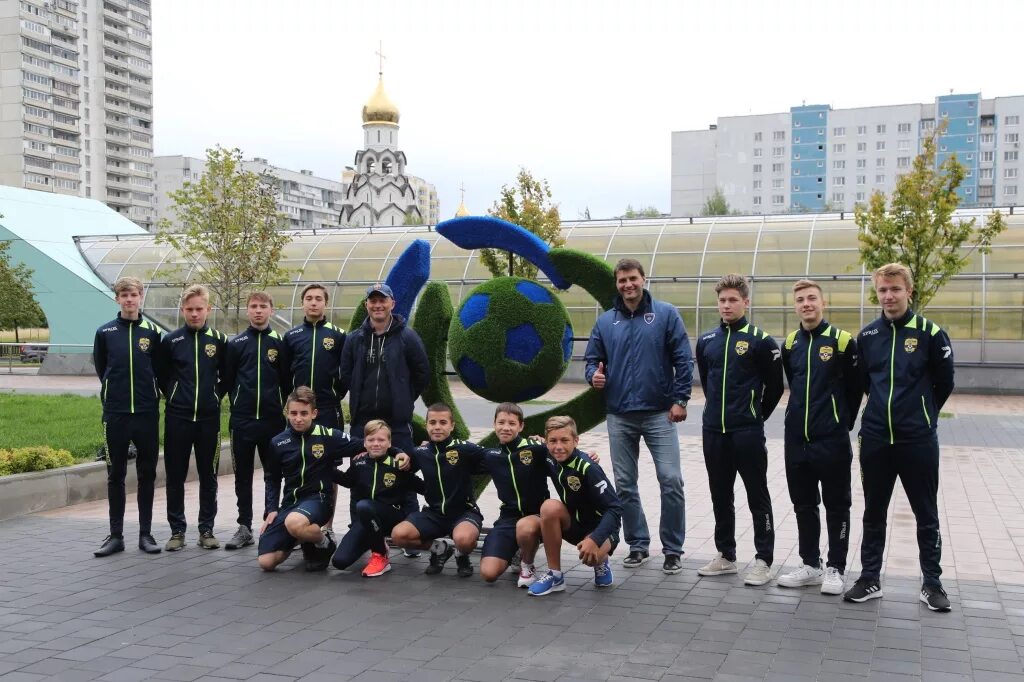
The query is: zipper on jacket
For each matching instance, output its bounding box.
[749,389,757,418]
[831,395,839,423]
[371,460,379,500]
[507,447,522,514]
[169,381,178,404]
[721,327,731,433]
[921,395,931,427]
[804,331,812,441]
[295,433,306,505]
[128,323,135,413]
[193,332,199,422]
[103,379,109,404]
[256,333,262,419]
[434,444,447,515]
[887,324,896,444]
[309,327,317,390]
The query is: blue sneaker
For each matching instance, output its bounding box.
[594,559,614,587]
[528,571,565,596]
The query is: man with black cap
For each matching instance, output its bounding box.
[339,284,430,454]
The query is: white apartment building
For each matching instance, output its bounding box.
[154,155,346,231]
[672,93,1024,217]
[0,0,155,230]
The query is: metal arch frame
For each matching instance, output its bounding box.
[694,218,718,333]
[804,213,818,274]
[285,233,329,326]
[748,215,768,319]
[647,218,671,278]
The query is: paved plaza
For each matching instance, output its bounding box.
[2,380,1024,681]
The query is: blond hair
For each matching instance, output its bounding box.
[113,276,144,296]
[715,273,750,299]
[792,278,822,296]
[363,419,392,439]
[544,415,578,438]
[872,263,913,292]
[179,284,210,307]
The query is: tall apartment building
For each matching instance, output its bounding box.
[672,93,1024,217]
[154,155,346,231]
[0,0,154,230]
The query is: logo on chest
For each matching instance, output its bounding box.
[818,345,834,362]
[311,443,325,459]
[735,340,749,356]
[566,475,581,492]
[445,449,459,465]
[383,472,396,488]
[322,337,335,351]
[904,338,918,354]
[644,313,656,325]
[518,449,533,465]
[138,338,151,352]
[267,348,278,363]
[205,343,217,358]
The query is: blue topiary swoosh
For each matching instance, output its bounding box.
[435,216,570,290]
[383,239,431,320]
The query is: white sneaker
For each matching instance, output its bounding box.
[777,564,824,588]
[744,558,771,586]
[517,563,536,588]
[697,553,738,576]
[821,566,845,595]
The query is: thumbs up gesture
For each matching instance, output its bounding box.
[592,361,607,389]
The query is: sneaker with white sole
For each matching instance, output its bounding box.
[697,553,738,576]
[517,563,536,588]
[920,584,951,612]
[528,571,565,596]
[594,559,614,587]
[744,558,771,586]
[843,577,883,602]
[777,563,823,588]
[821,566,845,595]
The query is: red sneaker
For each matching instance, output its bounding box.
[362,552,392,577]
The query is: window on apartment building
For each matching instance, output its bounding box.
[753,180,762,190]
[856,175,866,185]
[877,158,886,167]
[1005,185,1018,196]
[833,143,845,153]
[897,157,910,168]
[981,133,994,144]
[856,159,867,168]
[898,140,910,151]
[817,177,823,183]
[772,178,783,189]
[753,148,763,157]
[832,192,845,203]
[981,151,994,162]
[1006,151,1019,162]
[774,131,785,141]
[856,192,866,202]
[772,195,784,205]
[876,141,886,151]
[980,168,994,180]
[1005,168,1018,179]
[1006,115,1020,125]
[793,184,801,191]
[833,160,846,170]
[794,152,801,160]
[967,136,974,144]
[772,146,784,157]
[877,124,887,134]
[857,125,867,135]
[898,123,912,134]
[754,132,762,142]
[857,142,867,153]
[818,129,825,135]
[833,127,845,136]
[772,163,784,172]
[833,177,846,186]
[921,119,935,131]
[753,196,762,205]
[876,174,886,183]
[794,137,801,144]
[1006,133,1020,143]
[753,164,762,173]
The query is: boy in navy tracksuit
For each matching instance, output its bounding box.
[528,416,622,596]
[223,292,292,550]
[330,420,423,577]
[92,276,164,557]
[159,285,229,551]
[389,403,486,577]
[778,279,861,596]
[695,274,784,586]
[258,387,368,571]
[284,284,346,430]
[844,264,955,612]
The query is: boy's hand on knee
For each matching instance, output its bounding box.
[260,511,277,535]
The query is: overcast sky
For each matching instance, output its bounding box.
[152,0,1023,221]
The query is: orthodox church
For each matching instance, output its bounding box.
[340,68,439,227]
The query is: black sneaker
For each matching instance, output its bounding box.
[305,539,336,572]
[456,554,473,578]
[920,584,952,612]
[843,577,883,603]
[425,539,454,575]
[138,534,161,554]
[663,554,682,575]
[623,550,650,568]
[94,535,125,557]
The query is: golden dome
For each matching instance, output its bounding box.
[362,75,399,125]
[454,199,470,217]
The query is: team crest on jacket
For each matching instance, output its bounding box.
[567,475,581,492]
[267,348,278,363]
[735,340,749,356]
[138,338,150,352]
[445,449,459,465]
[904,338,918,353]
[644,313,656,325]
[383,472,396,488]
[518,449,533,465]
[322,337,335,350]
[205,343,217,358]
[312,443,325,459]
[819,346,834,362]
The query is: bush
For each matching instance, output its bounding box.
[0,446,75,476]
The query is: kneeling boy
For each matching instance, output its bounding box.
[390,403,485,577]
[529,416,622,596]
[258,387,366,571]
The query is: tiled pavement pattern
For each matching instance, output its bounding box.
[1,386,1024,680]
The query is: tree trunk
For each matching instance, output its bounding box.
[508,252,514,277]
[13,322,19,344]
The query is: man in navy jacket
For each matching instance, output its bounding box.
[585,258,692,575]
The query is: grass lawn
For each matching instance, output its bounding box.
[0,393,231,462]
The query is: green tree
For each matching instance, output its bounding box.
[0,239,45,342]
[855,124,1007,311]
[623,205,661,218]
[700,187,732,216]
[482,168,564,278]
[156,146,293,330]
[403,213,424,226]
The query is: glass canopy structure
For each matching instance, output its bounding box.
[75,210,1024,364]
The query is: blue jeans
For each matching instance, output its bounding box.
[606,410,685,555]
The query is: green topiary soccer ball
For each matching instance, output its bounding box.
[449,277,574,403]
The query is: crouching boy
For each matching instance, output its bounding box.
[529,416,622,596]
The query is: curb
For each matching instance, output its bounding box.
[0,442,257,522]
